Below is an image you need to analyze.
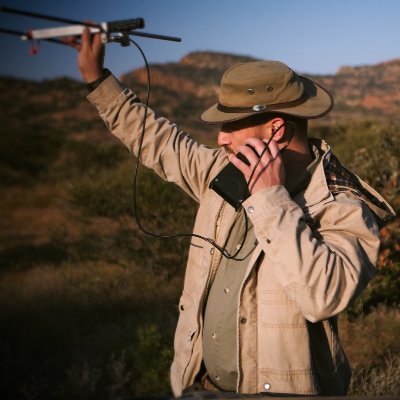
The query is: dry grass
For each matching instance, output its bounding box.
[341,307,400,368]
[0,260,180,399]
[341,307,400,396]
[1,259,399,398]
[349,353,400,396]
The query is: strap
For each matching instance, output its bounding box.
[216,92,308,113]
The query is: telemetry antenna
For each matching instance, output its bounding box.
[0,5,181,47]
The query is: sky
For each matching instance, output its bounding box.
[0,0,399,81]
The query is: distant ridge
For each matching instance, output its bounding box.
[1,51,399,137]
[179,51,258,69]
[120,51,400,123]
[316,58,400,120]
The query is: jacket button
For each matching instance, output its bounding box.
[211,332,217,339]
[240,317,247,324]
[247,206,254,213]
[264,383,271,390]
[210,248,215,255]
[224,287,230,293]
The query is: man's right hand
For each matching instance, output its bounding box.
[64,27,105,83]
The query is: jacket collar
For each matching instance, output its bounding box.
[293,139,334,213]
[295,138,395,225]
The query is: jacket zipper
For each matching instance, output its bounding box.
[203,200,226,302]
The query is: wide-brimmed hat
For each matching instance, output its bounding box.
[200,61,333,124]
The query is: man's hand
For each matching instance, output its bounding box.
[229,137,285,195]
[63,27,104,83]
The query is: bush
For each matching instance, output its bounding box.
[0,121,64,186]
[64,140,129,172]
[68,158,196,232]
[68,161,135,218]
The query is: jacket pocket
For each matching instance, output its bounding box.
[259,368,319,395]
[259,289,306,326]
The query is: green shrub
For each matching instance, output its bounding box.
[68,162,134,218]
[125,324,173,396]
[64,140,129,172]
[68,158,196,229]
[0,122,64,186]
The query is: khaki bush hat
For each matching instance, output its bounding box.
[200,60,333,124]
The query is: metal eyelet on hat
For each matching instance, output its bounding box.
[266,85,274,92]
[248,88,254,95]
[252,104,267,112]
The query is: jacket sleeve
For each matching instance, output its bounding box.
[242,185,380,322]
[87,74,226,202]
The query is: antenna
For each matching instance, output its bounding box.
[0,6,181,47]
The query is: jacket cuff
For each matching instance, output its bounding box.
[87,73,128,113]
[242,185,295,219]
[85,68,112,92]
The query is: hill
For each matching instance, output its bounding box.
[121,51,400,128]
[1,51,400,145]
[0,51,399,399]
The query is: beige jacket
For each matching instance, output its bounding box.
[88,75,395,397]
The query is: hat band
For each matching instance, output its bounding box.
[216,92,309,113]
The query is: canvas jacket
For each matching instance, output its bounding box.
[87,75,395,397]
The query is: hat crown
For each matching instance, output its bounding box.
[219,61,304,108]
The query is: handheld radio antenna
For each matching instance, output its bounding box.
[0,6,181,43]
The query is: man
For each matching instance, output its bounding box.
[68,29,394,396]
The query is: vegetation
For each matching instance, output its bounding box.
[0,66,399,399]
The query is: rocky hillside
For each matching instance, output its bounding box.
[121,51,400,126]
[122,51,256,96]
[317,58,400,120]
[1,51,399,146]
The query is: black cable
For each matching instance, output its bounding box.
[128,38,254,260]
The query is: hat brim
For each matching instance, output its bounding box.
[199,76,333,124]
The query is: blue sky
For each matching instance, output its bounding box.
[0,0,399,81]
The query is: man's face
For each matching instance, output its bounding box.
[217,119,271,154]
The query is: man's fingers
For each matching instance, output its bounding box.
[61,36,82,51]
[72,42,82,51]
[92,32,104,52]
[80,27,91,52]
[245,137,270,158]
[229,153,250,173]
[239,145,259,165]
[244,137,281,160]
[264,138,280,159]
